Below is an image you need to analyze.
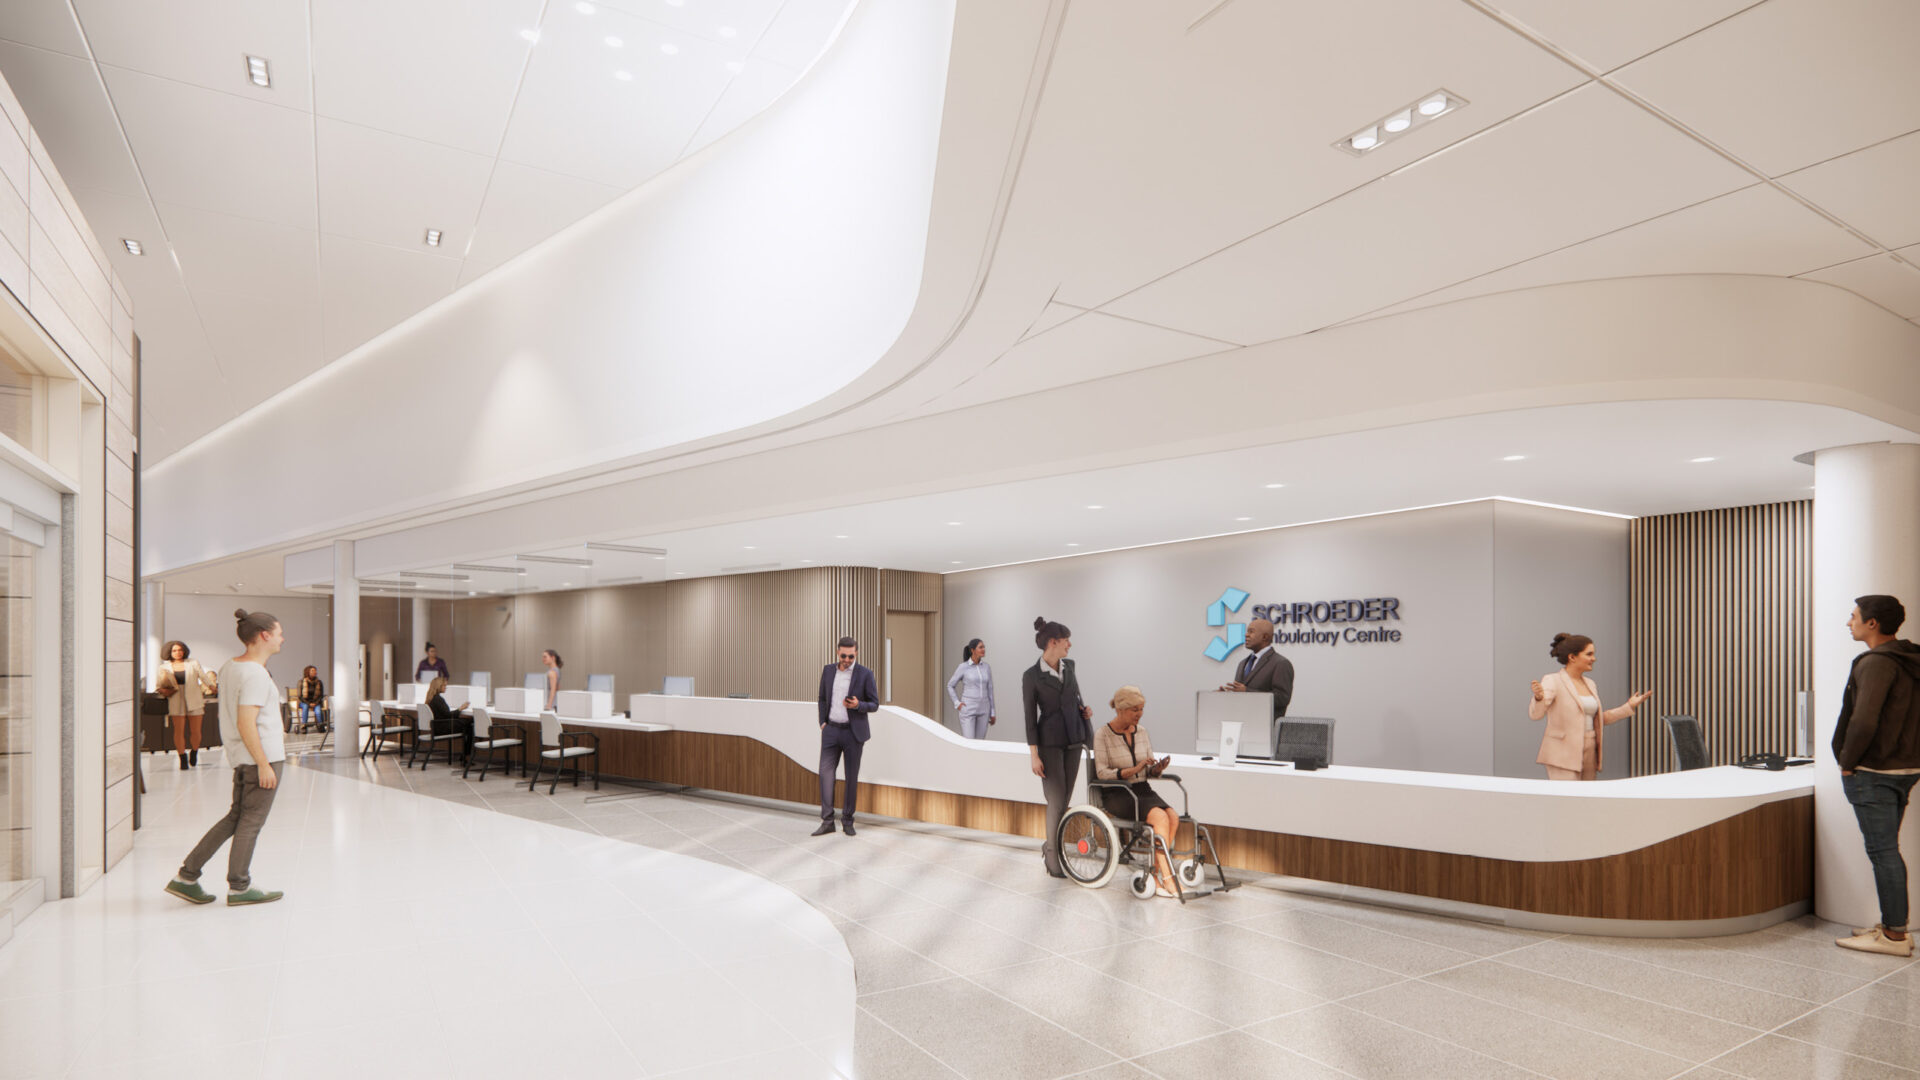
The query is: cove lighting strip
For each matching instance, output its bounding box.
[1335,89,1465,156]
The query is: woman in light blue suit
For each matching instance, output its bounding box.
[947,638,996,739]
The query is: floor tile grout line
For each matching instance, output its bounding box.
[1231,998,1555,1080]
[1443,952,1786,1049]
[1555,932,1877,1003]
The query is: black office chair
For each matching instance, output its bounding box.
[1664,714,1708,771]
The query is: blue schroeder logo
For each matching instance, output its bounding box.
[1203,587,1250,661]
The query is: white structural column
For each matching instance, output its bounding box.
[332,541,361,760]
[411,597,428,680]
[1812,442,1920,925]
[140,580,163,692]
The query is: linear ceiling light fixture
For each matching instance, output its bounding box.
[584,542,667,555]
[1335,89,1465,156]
[451,563,528,574]
[121,239,143,255]
[245,54,271,88]
[357,579,417,588]
[400,571,470,581]
[516,554,593,567]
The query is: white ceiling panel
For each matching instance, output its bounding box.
[458,160,623,280]
[159,203,317,300]
[1612,0,1920,178]
[1483,0,1763,73]
[683,57,799,155]
[752,0,853,70]
[193,285,322,407]
[1105,84,1754,345]
[929,311,1232,414]
[0,1,87,57]
[65,181,165,285]
[73,0,312,110]
[1800,252,1920,320]
[499,4,737,187]
[592,0,788,48]
[1356,183,1875,322]
[0,41,144,196]
[1020,301,1087,342]
[1033,0,1588,311]
[318,234,461,358]
[310,0,542,156]
[1777,131,1920,252]
[316,118,493,253]
[101,66,315,228]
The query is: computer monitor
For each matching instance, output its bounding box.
[662,676,695,697]
[1194,691,1275,759]
[587,674,614,695]
[1276,717,1335,770]
[469,672,491,691]
[523,672,544,690]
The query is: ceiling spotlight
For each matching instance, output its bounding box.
[121,239,143,256]
[468,590,478,596]
[245,54,271,88]
[423,228,443,247]
[653,555,666,560]
[1350,127,1379,151]
[718,26,737,38]
[834,534,848,539]
[1419,94,1450,116]
[1689,456,1717,463]
[1501,454,1526,462]
[950,561,962,565]
[604,35,623,47]
[947,521,963,526]
[518,28,540,43]
[673,571,685,575]
[724,61,744,74]
[1383,110,1411,133]
[1066,542,1080,548]
[1235,516,1252,522]
[1086,504,1103,510]
[1337,89,1466,156]
[1263,483,1285,489]
[614,70,633,81]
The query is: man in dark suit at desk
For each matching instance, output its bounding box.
[815,636,879,836]
[1220,618,1294,718]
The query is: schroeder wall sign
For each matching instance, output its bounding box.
[1204,586,1404,660]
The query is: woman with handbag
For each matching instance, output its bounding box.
[158,639,212,769]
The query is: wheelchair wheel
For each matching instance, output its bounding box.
[1057,805,1119,888]
[1129,869,1156,900]
[1176,858,1205,890]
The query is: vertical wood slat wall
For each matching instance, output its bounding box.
[1628,501,1812,776]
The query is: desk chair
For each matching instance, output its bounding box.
[528,711,598,794]
[362,703,412,762]
[464,705,526,781]
[408,702,464,770]
[1665,714,1708,771]
[317,696,339,751]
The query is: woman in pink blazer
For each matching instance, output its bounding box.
[1529,633,1652,780]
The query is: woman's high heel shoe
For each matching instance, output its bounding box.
[178,752,188,771]
[189,749,198,767]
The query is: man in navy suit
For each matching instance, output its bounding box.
[815,636,878,836]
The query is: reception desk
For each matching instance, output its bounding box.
[487,696,1816,933]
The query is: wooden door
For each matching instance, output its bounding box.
[886,611,929,717]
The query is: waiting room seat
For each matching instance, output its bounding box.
[528,710,598,795]
[363,703,414,763]
[408,702,464,771]
[463,705,526,781]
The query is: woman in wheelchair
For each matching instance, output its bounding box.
[1092,686,1179,898]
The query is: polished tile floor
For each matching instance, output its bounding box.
[3,738,1916,1079]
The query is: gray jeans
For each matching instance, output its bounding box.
[1037,745,1082,875]
[179,764,280,891]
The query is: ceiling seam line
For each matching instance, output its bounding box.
[305,0,323,347]
[669,0,797,162]
[57,0,241,413]
[455,0,553,272]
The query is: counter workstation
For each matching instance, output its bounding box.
[387,695,1814,935]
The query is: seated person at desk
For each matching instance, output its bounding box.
[1092,686,1178,898]
[424,676,471,749]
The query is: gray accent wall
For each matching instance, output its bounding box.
[942,500,1627,778]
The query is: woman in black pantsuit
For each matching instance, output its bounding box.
[1022,616,1092,878]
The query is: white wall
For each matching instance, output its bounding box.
[161,594,329,693]
[943,500,1628,777]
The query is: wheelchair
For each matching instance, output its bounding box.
[1056,750,1234,903]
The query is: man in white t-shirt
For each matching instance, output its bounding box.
[165,609,289,907]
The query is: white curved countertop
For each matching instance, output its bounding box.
[626,696,1811,864]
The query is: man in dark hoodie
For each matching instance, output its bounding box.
[1833,594,1920,957]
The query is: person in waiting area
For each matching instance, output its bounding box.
[1528,633,1651,781]
[1833,594,1920,958]
[541,649,564,710]
[814,637,878,836]
[158,640,212,770]
[296,665,326,730]
[1093,685,1179,897]
[1023,616,1092,878]
[425,675,471,754]
[165,609,288,908]
[947,638,997,739]
[415,642,449,683]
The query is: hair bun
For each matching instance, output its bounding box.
[234,608,249,620]
[1033,616,1048,632]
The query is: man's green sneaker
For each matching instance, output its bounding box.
[226,887,284,906]
[164,879,216,905]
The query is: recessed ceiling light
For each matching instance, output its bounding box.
[245,54,271,88]
[468,591,478,596]
[1418,94,1450,116]
[575,1,595,12]
[1337,89,1466,156]
[1235,516,1252,522]
[718,26,737,38]
[672,571,685,575]
[743,545,756,550]
[1690,456,1717,463]
[951,560,963,565]
[947,521,962,526]
[799,559,813,563]
[1349,128,1379,151]
[1501,454,1526,462]
[665,0,684,7]
[121,239,143,255]
[1263,483,1285,489]
[1066,542,1080,548]
[1383,110,1411,133]
[1086,504,1103,510]
[660,42,679,55]
[518,28,540,43]
[604,35,623,47]
[834,534,847,539]
[724,60,744,74]
[561,581,572,587]
[614,70,632,81]
[423,228,442,247]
